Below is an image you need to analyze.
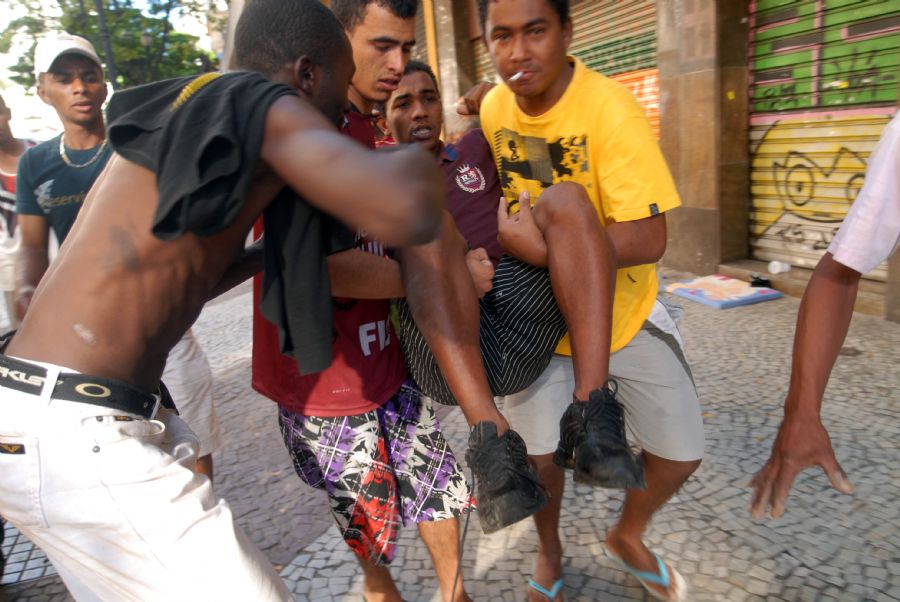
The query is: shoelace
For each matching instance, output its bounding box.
[452,437,546,602]
[470,430,543,495]
[583,387,628,444]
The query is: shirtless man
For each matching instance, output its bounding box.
[16,33,222,480]
[0,1,442,599]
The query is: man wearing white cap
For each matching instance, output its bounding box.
[15,33,109,315]
[15,34,223,480]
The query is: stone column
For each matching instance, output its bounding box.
[431,0,478,139]
[887,251,900,323]
[657,0,750,274]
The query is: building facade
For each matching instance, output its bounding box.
[439,0,900,321]
[223,0,900,320]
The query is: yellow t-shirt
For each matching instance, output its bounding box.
[480,57,681,354]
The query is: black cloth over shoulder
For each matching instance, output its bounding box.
[261,188,354,374]
[107,71,294,239]
[107,71,354,375]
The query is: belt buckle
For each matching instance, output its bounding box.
[149,393,162,420]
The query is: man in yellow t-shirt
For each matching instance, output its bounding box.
[471,0,704,600]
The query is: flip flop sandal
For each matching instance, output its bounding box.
[605,547,688,602]
[527,577,564,601]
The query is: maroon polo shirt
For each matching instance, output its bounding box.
[439,129,504,265]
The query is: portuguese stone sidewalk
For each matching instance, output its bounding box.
[2,276,898,601]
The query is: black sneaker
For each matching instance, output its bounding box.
[466,422,548,534]
[553,384,646,489]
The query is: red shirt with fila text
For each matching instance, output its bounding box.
[251,110,407,417]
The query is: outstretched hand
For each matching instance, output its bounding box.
[465,247,495,298]
[497,191,548,267]
[749,412,854,519]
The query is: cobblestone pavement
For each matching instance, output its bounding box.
[3,277,899,601]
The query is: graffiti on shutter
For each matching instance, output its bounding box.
[749,0,900,278]
[749,112,894,281]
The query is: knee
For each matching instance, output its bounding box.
[534,182,598,223]
[646,453,701,484]
[677,457,702,479]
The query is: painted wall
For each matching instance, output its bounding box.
[749,112,894,280]
[749,0,900,278]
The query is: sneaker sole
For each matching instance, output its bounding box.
[478,485,549,534]
[573,447,646,490]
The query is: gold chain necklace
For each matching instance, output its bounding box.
[59,136,108,168]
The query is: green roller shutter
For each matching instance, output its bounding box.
[569,0,657,77]
[749,0,900,280]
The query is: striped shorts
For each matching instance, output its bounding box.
[395,255,567,406]
[278,380,473,566]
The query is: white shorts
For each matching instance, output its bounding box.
[502,299,705,462]
[0,360,290,601]
[163,329,222,457]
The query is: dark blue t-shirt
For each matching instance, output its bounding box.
[15,134,111,243]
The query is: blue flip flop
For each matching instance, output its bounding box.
[527,577,564,600]
[605,547,687,601]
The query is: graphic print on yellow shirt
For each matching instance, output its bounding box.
[495,132,590,212]
[480,57,682,353]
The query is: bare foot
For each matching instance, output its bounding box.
[527,545,564,601]
[606,528,681,600]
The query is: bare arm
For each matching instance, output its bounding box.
[456,82,496,117]
[605,213,667,268]
[749,252,857,518]
[208,238,265,300]
[260,96,445,248]
[784,253,859,420]
[328,249,404,298]
[15,215,50,320]
[327,247,494,299]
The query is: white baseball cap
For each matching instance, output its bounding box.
[34,33,103,80]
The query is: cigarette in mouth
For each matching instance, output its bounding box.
[509,71,524,82]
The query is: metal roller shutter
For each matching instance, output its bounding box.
[474,37,496,83]
[413,7,429,65]
[571,0,659,137]
[749,0,900,280]
[569,0,657,77]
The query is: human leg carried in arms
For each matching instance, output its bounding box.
[505,183,644,490]
[397,215,547,534]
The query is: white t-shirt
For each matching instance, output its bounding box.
[827,113,900,274]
